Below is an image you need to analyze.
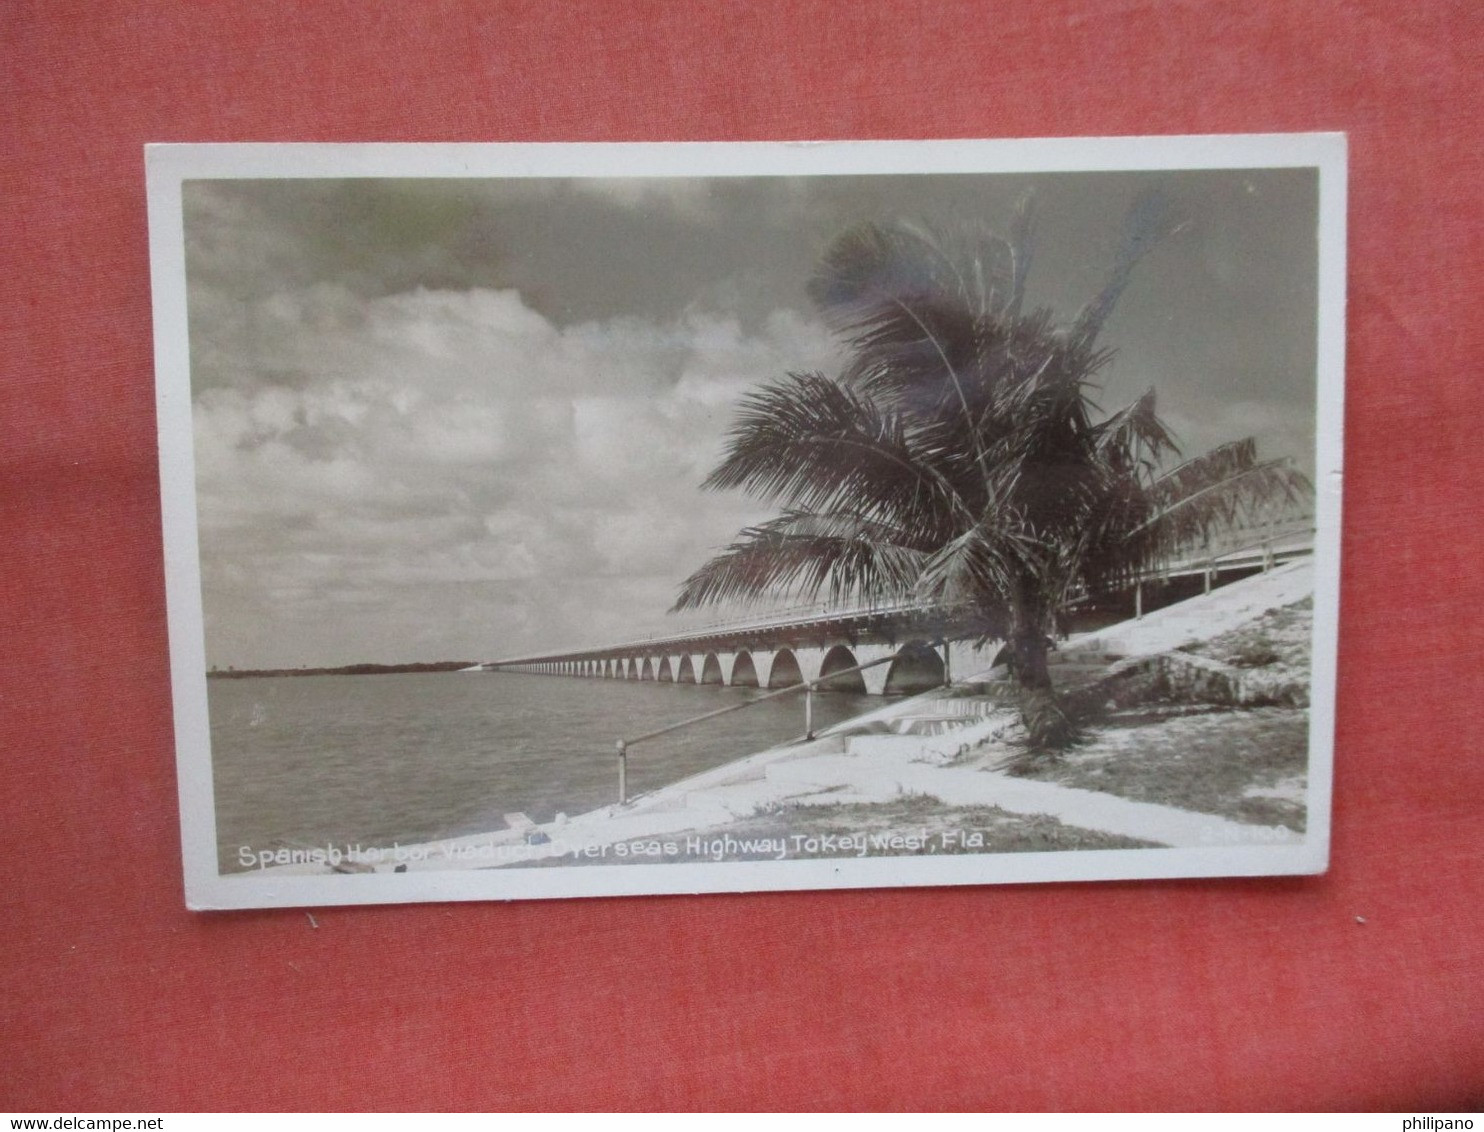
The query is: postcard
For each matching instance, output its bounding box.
[147,135,1345,909]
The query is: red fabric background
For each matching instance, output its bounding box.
[2,0,1481,1112]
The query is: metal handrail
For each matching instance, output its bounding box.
[610,652,904,804]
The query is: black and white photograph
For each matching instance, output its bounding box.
[148,137,1345,908]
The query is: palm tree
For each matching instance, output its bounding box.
[672,193,1311,748]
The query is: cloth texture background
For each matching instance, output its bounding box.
[2,0,1481,1112]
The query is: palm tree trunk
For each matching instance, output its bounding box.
[1007,627,1052,689]
[1007,625,1075,750]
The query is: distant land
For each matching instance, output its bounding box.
[207,661,478,679]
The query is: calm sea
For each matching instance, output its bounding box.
[209,672,877,873]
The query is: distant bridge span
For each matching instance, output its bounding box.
[482,597,975,695]
[474,528,1312,696]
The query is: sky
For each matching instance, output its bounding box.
[183,165,1319,669]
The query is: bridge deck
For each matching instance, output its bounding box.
[485,534,1313,670]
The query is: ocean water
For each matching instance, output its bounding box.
[209,672,877,873]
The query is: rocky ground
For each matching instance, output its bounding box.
[970,596,1314,835]
[1182,596,1313,681]
[1010,703,1309,833]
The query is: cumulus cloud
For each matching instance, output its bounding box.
[185,170,1320,668]
[193,279,838,667]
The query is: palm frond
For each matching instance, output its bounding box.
[806,220,1015,495]
[1004,191,1036,323]
[670,511,927,611]
[1138,440,1314,558]
[1070,189,1183,350]
[703,372,975,534]
[1091,387,1180,474]
[915,522,1031,614]
[1147,437,1259,507]
[808,221,989,336]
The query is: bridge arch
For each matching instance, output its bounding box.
[639,657,655,682]
[883,641,945,695]
[817,644,867,693]
[766,648,804,689]
[730,651,759,688]
[700,653,724,685]
[676,655,696,684]
[657,657,675,683]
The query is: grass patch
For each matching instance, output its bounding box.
[1015,702,1308,832]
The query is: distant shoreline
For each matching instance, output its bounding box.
[207,661,476,680]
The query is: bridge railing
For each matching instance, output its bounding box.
[616,527,1317,649]
[488,594,952,668]
[619,593,940,649]
[609,651,905,805]
[1167,524,1315,577]
[492,523,1316,666]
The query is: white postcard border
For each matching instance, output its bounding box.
[147,134,1346,910]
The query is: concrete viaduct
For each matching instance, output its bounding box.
[479,599,990,696]
[474,523,1314,696]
